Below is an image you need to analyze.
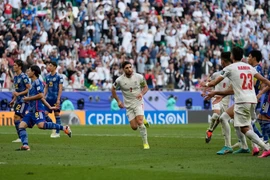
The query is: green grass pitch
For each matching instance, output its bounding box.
[0,124,269,180]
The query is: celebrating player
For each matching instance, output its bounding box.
[204,52,232,143]
[111,61,150,149]
[17,65,71,151]
[205,50,267,155]
[44,62,63,138]
[202,47,270,158]
[10,60,31,143]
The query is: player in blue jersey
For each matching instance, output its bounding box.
[17,65,71,151]
[248,50,268,143]
[9,60,31,143]
[44,62,63,138]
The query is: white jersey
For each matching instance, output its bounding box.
[221,62,258,104]
[113,73,146,109]
[211,71,231,105]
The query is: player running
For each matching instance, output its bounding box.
[9,60,31,143]
[44,62,63,138]
[202,47,270,158]
[111,61,150,149]
[17,65,71,151]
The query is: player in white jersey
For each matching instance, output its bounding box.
[205,50,266,156]
[202,47,270,158]
[111,61,150,149]
[204,52,232,143]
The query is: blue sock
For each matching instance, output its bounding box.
[55,116,61,134]
[252,123,263,138]
[14,120,20,138]
[43,122,64,131]
[45,115,53,122]
[264,123,270,141]
[19,128,28,146]
[259,120,269,142]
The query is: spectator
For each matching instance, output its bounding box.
[61,97,75,111]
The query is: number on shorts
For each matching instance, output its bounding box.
[16,104,21,111]
[240,73,252,90]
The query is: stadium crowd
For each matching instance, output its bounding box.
[0,0,269,91]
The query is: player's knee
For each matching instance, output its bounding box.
[37,123,44,129]
[219,112,230,123]
[211,113,220,121]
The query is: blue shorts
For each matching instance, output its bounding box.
[45,99,60,113]
[22,112,46,128]
[260,101,270,118]
[14,102,29,118]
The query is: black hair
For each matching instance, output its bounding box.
[50,61,58,67]
[30,65,41,78]
[14,60,24,69]
[249,50,262,62]
[121,61,132,69]
[231,47,243,61]
[221,52,232,63]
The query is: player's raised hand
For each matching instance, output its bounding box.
[136,93,143,100]
[117,101,125,108]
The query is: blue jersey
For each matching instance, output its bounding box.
[14,73,30,104]
[45,73,63,101]
[260,72,270,117]
[28,79,45,113]
[254,64,263,95]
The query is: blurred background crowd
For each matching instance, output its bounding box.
[0,0,269,91]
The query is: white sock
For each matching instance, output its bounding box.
[245,130,270,151]
[249,124,259,149]
[234,127,248,149]
[138,124,148,144]
[220,112,231,147]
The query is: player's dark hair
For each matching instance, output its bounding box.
[14,60,24,69]
[50,61,57,67]
[30,65,41,78]
[221,52,232,63]
[121,61,132,69]
[249,50,262,62]
[231,47,243,61]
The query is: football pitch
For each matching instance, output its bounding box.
[0,124,269,180]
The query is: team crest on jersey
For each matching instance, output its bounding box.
[37,86,41,90]
[17,78,21,83]
[221,71,225,75]
[53,78,56,81]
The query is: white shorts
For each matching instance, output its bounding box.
[212,100,221,110]
[211,100,228,114]
[126,105,144,121]
[234,103,256,127]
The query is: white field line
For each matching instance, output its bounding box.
[0,132,238,140]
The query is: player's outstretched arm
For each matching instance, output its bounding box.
[254,73,270,90]
[13,84,31,97]
[23,93,43,102]
[201,76,224,88]
[257,86,270,99]
[41,98,58,110]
